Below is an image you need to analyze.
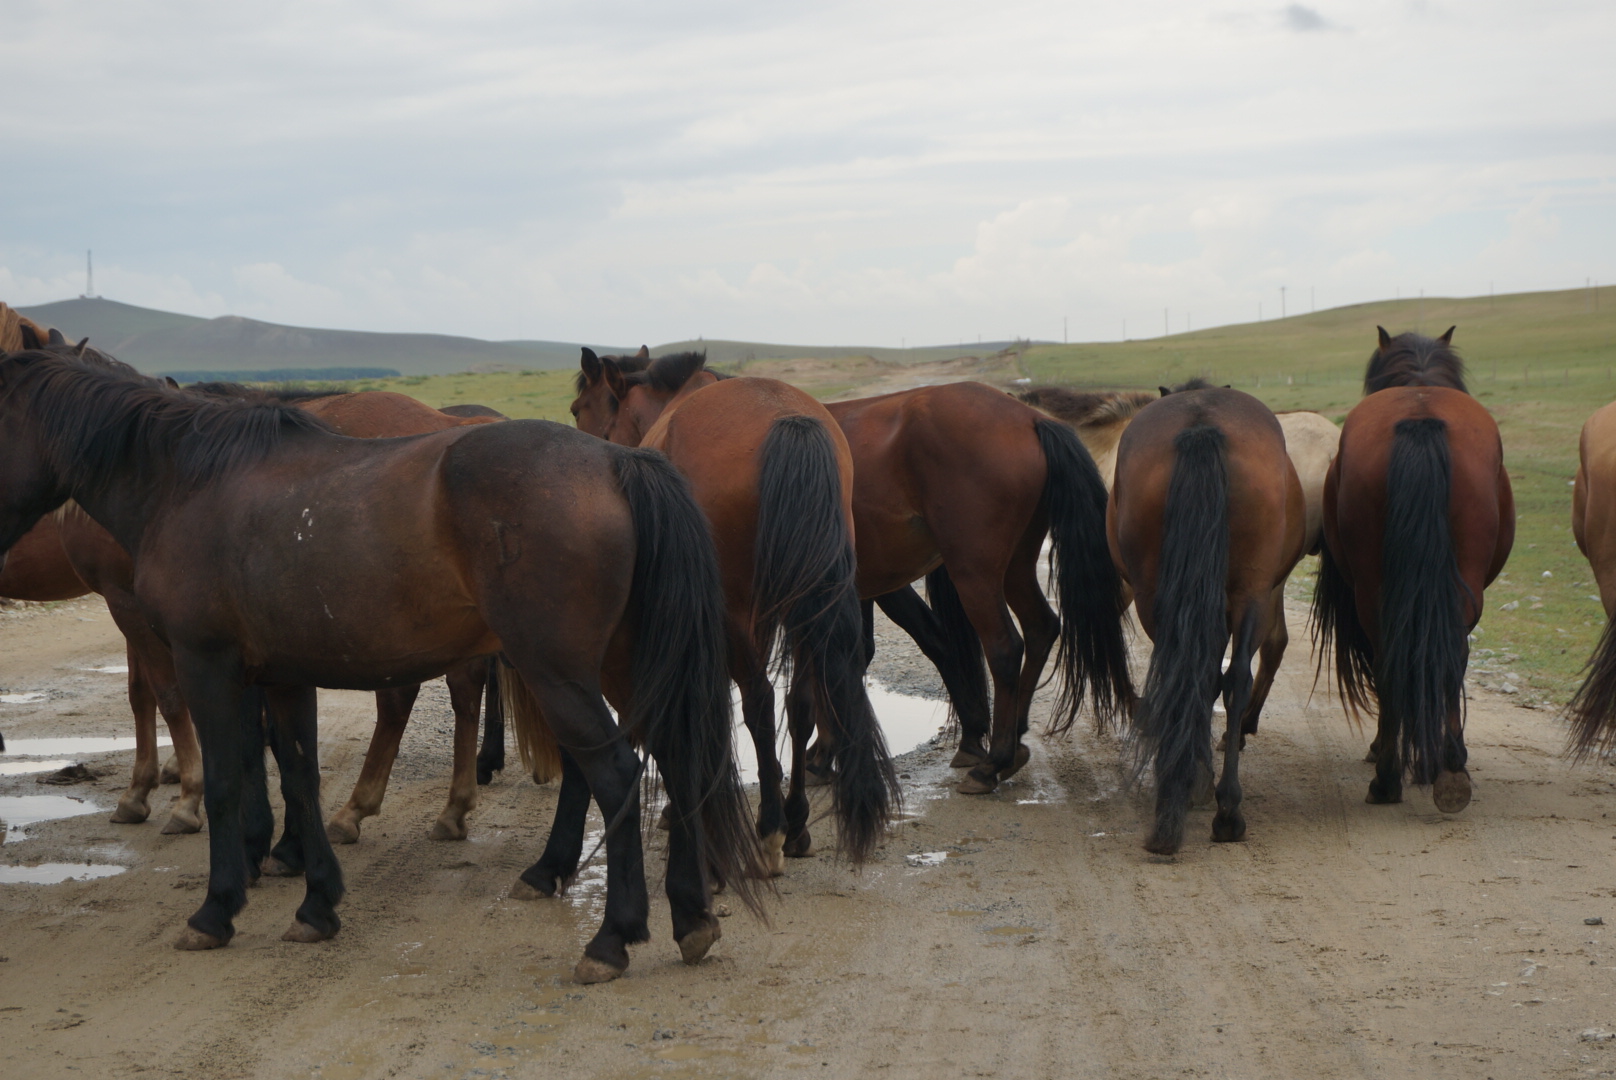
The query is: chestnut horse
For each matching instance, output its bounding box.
[1312,328,1513,813]
[0,348,761,983]
[1562,402,1616,756]
[570,349,896,874]
[1109,380,1305,853]
[578,352,1134,796]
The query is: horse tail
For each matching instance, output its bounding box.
[1569,618,1616,760]
[1310,535,1376,722]
[615,447,767,913]
[1377,417,1467,785]
[1035,416,1136,736]
[1137,423,1229,855]
[753,415,899,864]
[924,565,987,737]
[500,658,560,784]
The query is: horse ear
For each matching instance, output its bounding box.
[635,345,650,360]
[47,327,67,345]
[74,337,90,357]
[1439,325,1455,344]
[1158,386,1171,397]
[19,323,42,349]
[1376,326,1391,349]
[1222,384,1231,389]
[601,356,630,401]
[165,376,180,389]
[580,347,601,384]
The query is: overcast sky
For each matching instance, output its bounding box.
[2,1,1612,345]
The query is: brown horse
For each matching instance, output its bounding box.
[1312,328,1513,813]
[0,348,762,983]
[577,353,1134,796]
[1562,402,1616,755]
[1109,379,1305,853]
[573,349,896,874]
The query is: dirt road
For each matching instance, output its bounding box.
[5,594,1616,1079]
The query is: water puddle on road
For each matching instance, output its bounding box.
[729,680,945,785]
[0,794,105,839]
[1,736,170,758]
[0,759,76,777]
[0,692,47,704]
[0,862,127,884]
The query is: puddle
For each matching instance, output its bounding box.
[905,851,950,867]
[728,680,944,785]
[0,862,127,884]
[2,736,170,758]
[0,693,47,705]
[0,759,77,777]
[0,794,105,838]
[82,665,129,675]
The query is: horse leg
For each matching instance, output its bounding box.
[954,576,1026,796]
[1433,705,1472,813]
[150,656,205,834]
[476,657,506,785]
[261,707,305,877]
[171,654,254,950]
[1226,584,1286,749]
[733,625,788,875]
[1366,706,1403,804]
[876,583,992,769]
[1004,535,1059,750]
[782,670,815,859]
[1213,605,1262,843]
[430,662,484,840]
[111,644,160,825]
[264,685,345,942]
[513,748,591,899]
[327,685,418,844]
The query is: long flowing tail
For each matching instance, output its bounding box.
[1137,424,1229,855]
[502,658,560,784]
[753,415,899,864]
[1310,528,1377,722]
[615,447,767,913]
[1378,417,1467,785]
[1568,616,1616,760]
[1035,417,1136,735]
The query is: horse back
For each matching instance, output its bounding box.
[299,391,499,438]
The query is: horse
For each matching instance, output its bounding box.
[1022,384,1341,747]
[1562,403,1616,756]
[0,348,762,983]
[576,352,1134,795]
[1109,379,1306,854]
[1312,327,1513,813]
[573,348,897,874]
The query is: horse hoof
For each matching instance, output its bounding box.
[656,804,674,832]
[427,818,468,842]
[1211,813,1246,843]
[948,748,985,769]
[999,744,1032,781]
[761,832,787,876]
[1364,783,1402,805]
[325,817,360,845]
[1362,748,1378,764]
[1432,769,1472,814]
[281,920,334,944]
[110,799,150,825]
[678,918,721,965]
[259,855,299,878]
[783,829,812,860]
[173,926,228,951]
[957,771,997,795]
[510,878,552,901]
[574,956,626,984]
[1143,835,1182,857]
[160,807,203,835]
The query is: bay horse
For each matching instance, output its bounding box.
[572,349,896,874]
[576,352,1134,797]
[1109,379,1305,853]
[1561,402,1616,756]
[0,348,762,983]
[1312,327,1513,812]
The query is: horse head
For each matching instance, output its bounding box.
[1364,326,1466,394]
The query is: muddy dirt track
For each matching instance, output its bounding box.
[6,594,1616,1080]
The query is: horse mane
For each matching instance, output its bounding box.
[1364,327,1467,394]
[577,350,653,395]
[1017,386,1156,428]
[185,380,349,404]
[0,350,332,498]
[1164,376,1218,394]
[619,351,711,394]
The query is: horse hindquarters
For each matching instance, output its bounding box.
[753,416,899,865]
[1375,418,1470,811]
[1139,425,1230,856]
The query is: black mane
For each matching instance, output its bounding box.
[575,350,652,395]
[1364,327,1467,394]
[186,381,349,405]
[1161,376,1219,395]
[0,350,333,498]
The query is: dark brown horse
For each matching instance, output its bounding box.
[0,348,762,983]
[574,353,1134,796]
[571,349,896,874]
[1312,328,1513,813]
[1109,380,1305,854]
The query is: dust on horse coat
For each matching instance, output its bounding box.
[1109,383,1305,854]
[0,348,763,985]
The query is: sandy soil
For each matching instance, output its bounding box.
[5,594,1616,1080]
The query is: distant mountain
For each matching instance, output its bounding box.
[15,297,1013,378]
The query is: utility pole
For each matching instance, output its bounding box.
[1164,308,1169,337]
[1063,316,1068,344]
[1310,286,1315,313]
[81,249,95,299]
[1280,286,1286,319]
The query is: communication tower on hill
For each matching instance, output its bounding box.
[79,249,99,299]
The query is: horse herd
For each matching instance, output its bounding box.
[4,306,1616,986]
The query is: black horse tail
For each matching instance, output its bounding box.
[1568,612,1616,760]
[615,447,767,913]
[1035,417,1136,736]
[1378,417,1467,785]
[1138,423,1229,855]
[753,415,899,864]
[924,565,987,737]
[1310,531,1377,723]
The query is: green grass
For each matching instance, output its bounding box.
[332,369,581,422]
[1023,286,1616,704]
